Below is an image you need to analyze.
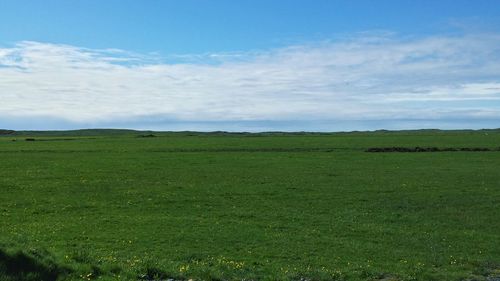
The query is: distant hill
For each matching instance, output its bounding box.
[0,128,499,137]
[0,129,15,135]
[2,129,148,137]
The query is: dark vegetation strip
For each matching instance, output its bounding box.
[365,147,500,152]
[0,148,340,153]
[0,150,107,153]
[149,147,338,153]
[8,137,98,142]
[1,147,500,153]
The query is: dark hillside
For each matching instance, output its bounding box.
[0,130,15,135]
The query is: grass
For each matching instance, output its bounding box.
[0,130,499,280]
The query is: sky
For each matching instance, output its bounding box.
[1,0,500,131]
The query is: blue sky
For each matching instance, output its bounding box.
[1,0,500,131]
[2,0,500,54]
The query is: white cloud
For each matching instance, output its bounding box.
[1,32,500,130]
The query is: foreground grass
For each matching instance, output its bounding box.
[0,130,499,280]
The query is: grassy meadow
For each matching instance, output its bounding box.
[0,130,499,281]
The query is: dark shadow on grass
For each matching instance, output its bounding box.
[365,147,500,153]
[0,248,70,281]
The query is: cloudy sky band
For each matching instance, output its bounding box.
[1,32,499,131]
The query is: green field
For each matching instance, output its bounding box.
[1,130,499,281]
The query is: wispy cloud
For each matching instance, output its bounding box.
[1,32,500,131]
